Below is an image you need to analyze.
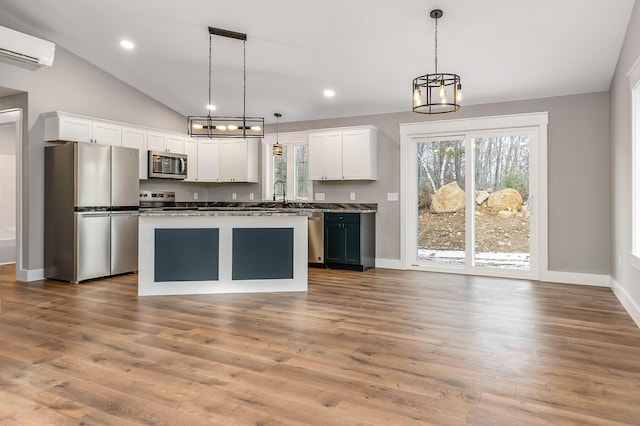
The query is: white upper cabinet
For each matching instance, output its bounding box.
[219,139,258,183]
[44,112,92,143]
[308,126,377,181]
[147,131,184,154]
[342,127,377,180]
[196,139,220,182]
[165,134,184,153]
[91,120,122,146]
[44,112,122,146]
[122,126,148,180]
[309,131,343,181]
[183,138,198,182]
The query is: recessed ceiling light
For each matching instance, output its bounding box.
[120,39,135,50]
[323,89,335,98]
[206,104,216,111]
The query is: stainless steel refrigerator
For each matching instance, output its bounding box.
[44,142,139,283]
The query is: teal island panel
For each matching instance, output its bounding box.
[232,228,293,280]
[154,228,219,282]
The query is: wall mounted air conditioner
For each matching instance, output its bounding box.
[0,25,55,68]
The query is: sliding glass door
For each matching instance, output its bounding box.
[411,127,539,279]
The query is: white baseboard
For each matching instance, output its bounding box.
[375,258,405,270]
[610,278,640,328]
[540,270,610,287]
[16,268,44,282]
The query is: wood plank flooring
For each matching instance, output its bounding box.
[1,263,639,425]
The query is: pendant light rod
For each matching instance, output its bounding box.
[208,26,247,41]
[431,9,442,74]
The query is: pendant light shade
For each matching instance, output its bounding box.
[272,112,282,156]
[412,9,462,114]
[188,26,264,138]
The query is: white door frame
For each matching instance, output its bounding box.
[399,112,549,279]
[0,108,23,279]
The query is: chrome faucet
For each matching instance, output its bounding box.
[273,180,286,207]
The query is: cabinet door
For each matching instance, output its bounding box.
[183,138,198,182]
[233,139,248,182]
[343,221,362,264]
[324,220,345,263]
[323,132,343,180]
[58,114,93,143]
[197,139,220,182]
[92,121,122,146]
[147,131,166,151]
[165,134,184,153]
[308,133,325,180]
[218,140,236,182]
[342,128,376,180]
[121,126,148,179]
[309,131,342,180]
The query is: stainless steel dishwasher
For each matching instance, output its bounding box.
[308,211,324,265]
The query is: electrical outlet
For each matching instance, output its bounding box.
[315,192,325,201]
[350,192,356,201]
[249,193,254,200]
[194,192,198,200]
[387,192,399,201]
[232,193,237,200]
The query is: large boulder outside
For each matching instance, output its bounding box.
[431,182,465,213]
[487,188,523,212]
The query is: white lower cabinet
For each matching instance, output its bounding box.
[121,126,148,179]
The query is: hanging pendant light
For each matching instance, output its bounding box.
[272,112,283,156]
[412,9,462,114]
[188,27,264,138]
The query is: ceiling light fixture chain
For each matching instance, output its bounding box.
[412,9,461,115]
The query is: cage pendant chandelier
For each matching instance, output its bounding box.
[412,9,462,114]
[188,26,264,138]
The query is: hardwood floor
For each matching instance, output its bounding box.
[1,263,639,425]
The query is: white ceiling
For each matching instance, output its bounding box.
[0,0,636,124]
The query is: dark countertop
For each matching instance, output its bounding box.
[140,202,378,214]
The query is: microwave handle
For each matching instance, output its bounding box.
[180,157,186,174]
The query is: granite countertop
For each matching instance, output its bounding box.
[139,202,378,214]
[139,210,310,217]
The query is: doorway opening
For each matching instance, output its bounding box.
[0,108,23,277]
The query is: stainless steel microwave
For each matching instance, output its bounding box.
[148,151,187,179]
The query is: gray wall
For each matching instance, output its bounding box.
[0,19,612,276]
[258,93,611,271]
[0,19,186,270]
[610,2,640,306]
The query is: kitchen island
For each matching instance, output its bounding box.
[138,210,309,296]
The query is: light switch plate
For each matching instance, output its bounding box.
[316,193,325,201]
[194,192,198,200]
[232,193,237,200]
[249,193,254,200]
[387,192,399,201]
